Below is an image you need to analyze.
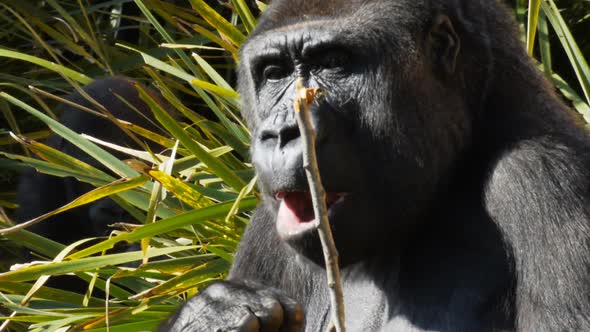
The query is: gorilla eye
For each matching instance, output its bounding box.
[322,53,347,69]
[262,64,290,81]
[312,48,351,71]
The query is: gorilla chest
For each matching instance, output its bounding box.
[306,278,499,332]
[306,279,389,331]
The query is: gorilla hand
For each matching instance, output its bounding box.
[160,281,305,332]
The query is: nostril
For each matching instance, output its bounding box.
[260,130,278,144]
[279,126,300,148]
[259,124,301,148]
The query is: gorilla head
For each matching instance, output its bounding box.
[14,77,169,244]
[238,0,477,265]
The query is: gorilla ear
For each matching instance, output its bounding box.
[428,14,460,74]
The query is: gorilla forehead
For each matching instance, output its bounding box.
[251,0,493,40]
[261,0,373,22]
[250,0,431,38]
[239,0,432,83]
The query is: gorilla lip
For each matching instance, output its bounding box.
[275,191,346,238]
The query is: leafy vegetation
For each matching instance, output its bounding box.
[0,0,587,331]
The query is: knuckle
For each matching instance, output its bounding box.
[205,282,232,298]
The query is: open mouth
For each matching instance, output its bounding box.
[275,191,347,239]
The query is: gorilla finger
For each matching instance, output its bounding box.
[251,297,283,332]
[231,307,261,332]
[257,289,304,332]
[278,304,304,332]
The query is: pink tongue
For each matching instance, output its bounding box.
[276,192,343,237]
[278,192,315,225]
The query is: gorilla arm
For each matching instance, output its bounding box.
[158,205,306,332]
[485,137,590,331]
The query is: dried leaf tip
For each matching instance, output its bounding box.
[295,78,320,112]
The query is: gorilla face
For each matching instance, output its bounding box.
[238,1,471,265]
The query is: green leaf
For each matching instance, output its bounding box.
[1,176,148,236]
[0,247,197,283]
[135,84,246,191]
[148,170,213,209]
[542,0,590,104]
[188,0,246,46]
[231,0,257,33]
[0,49,92,84]
[83,319,163,332]
[537,11,552,75]
[0,92,138,178]
[67,197,257,259]
[526,0,542,55]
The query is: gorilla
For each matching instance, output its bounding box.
[14,77,168,245]
[160,0,590,331]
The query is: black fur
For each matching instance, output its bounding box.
[14,77,167,245]
[161,0,590,331]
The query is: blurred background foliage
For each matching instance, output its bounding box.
[0,0,587,331]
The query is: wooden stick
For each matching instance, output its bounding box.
[293,78,346,332]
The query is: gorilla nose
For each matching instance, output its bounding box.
[278,125,300,148]
[259,109,323,150]
[260,124,301,149]
[260,116,305,148]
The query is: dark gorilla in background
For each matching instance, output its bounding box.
[14,77,167,245]
[161,0,590,331]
